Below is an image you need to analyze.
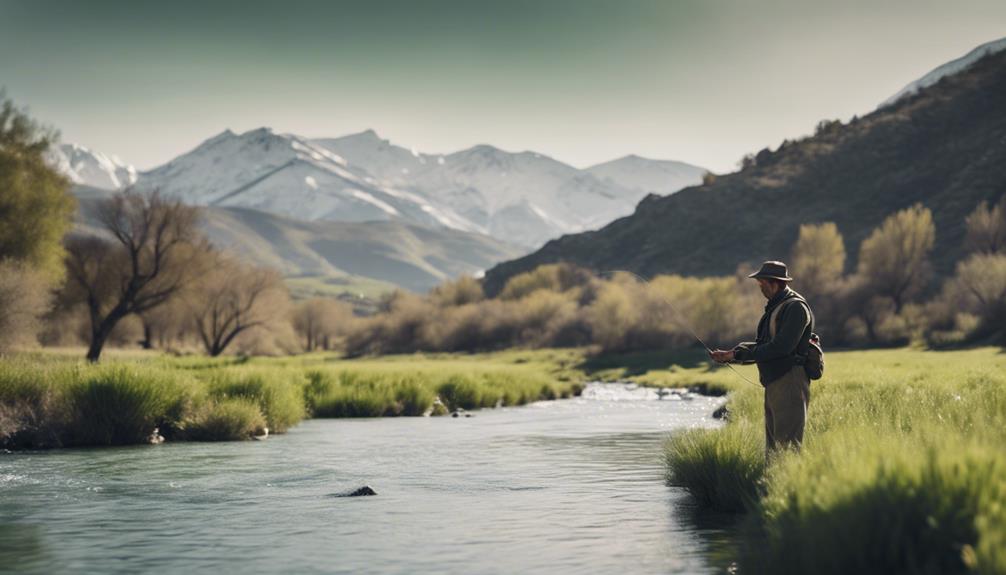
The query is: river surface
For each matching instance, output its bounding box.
[0,384,736,574]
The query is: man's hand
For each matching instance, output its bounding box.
[709,349,735,364]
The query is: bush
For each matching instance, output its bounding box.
[204,369,306,433]
[0,261,50,352]
[437,375,490,411]
[185,398,267,441]
[66,365,194,446]
[0,360,62,447]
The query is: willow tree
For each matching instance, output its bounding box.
[965,195,1006,255]
[857,203,935,312]
[791,222,846,299]
[64,191,208,362]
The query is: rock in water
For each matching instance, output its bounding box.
[333,485,377,497]
[712,405,729,420]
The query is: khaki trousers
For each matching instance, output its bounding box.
[764,365,810,456]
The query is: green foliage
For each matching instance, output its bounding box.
[66,365,196,446]
[791,222,846,295]
[204,368,306,433]
[858,203,936,310]
[748,436,1006,575]
[965,195,1006,255]
[498,263,590,300]
[664,421,765,512]
[0,95,75,279]
[186,398,267,441]
[0,261,50,352]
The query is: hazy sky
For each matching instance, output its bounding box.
[1,0,1004,172]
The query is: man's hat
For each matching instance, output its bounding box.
[748,260,793,282]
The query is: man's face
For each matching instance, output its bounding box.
[757,278,779,300]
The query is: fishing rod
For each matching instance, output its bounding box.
[597,270,760,388]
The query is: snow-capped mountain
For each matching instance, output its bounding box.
[134,127,707,248]
[586,154,706,198]
[879,36,1006,109]
[314,129,439,185]
[48,143,136,189]
[138,128,473,231]
[312,132,706,247]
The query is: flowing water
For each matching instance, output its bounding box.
[0,384,737,574]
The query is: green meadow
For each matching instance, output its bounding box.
[661,347,1006,574]
[0,348,584,448]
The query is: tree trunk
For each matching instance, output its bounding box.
[140,322,153,349]
[86,327,111,363]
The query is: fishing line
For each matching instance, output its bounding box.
[597,270,760,387]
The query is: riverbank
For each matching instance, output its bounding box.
[0,349,587,449]
[661,347,1006,574]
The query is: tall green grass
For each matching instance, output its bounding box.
[303,363,573,417]
[185,398,267,441]
[1,348,584,446]
[66,365,197,446]
[661,348,1006,574]
[203,368,306,433]
[664,421,765,512]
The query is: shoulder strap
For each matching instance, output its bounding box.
[769,297,810,338]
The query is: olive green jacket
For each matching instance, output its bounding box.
[733,287,813,385]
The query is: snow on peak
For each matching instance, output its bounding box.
[48,143,137,190]
[879,36,1006,109]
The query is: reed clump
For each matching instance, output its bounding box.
[185,398,268,441]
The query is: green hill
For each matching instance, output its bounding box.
[484,49,1006,294]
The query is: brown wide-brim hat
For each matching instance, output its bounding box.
[748,260,793,282]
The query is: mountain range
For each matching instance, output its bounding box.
[59,130,705,249]
[484,37,1006,294]
[56,128,705,296]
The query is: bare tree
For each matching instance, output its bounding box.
[63,191,207,362]
[188,257,288,357]
[293,297,354,351]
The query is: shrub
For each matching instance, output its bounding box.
[0,361,63,447]
[66,365,194,446]
[204,369,306,433]
[437,375,489,411]
[185,398,267,441]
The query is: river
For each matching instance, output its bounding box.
[0,383,737,574]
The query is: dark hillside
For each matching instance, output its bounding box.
[484,50,1006,294]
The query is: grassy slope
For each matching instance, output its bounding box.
[660,347,1006,574]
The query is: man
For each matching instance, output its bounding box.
[710,261,814,455]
